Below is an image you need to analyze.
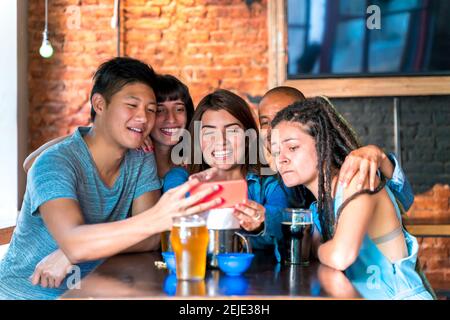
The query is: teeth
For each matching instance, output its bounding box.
[129,127,143,133]
[161,128,180,134]
[213,150,232,157]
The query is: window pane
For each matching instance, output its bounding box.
[286,0,450,78]
[369,13,410,72]
[380,0,422,12]
[340,0,366,16]
[288,29,306,75]
[287,0,307,25]
[332,19,365,73]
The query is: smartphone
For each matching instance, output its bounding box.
[190,179,248,209]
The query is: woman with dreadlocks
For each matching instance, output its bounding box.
[270,97,434,299]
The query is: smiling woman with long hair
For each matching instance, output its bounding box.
[270,97,434,299]
[163,89,290,250]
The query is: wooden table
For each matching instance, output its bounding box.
[62,252,363,299]
[404,217,450,237]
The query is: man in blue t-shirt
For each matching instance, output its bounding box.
[0,57,221,300]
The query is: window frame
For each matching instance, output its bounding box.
[268,0,450,97]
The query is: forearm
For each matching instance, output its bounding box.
[380,154,395,179]
[121,233,161,253]
[61,212,163,264]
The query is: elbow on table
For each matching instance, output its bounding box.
[326,248,358,271]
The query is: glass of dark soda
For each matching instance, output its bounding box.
[281,208,313,266]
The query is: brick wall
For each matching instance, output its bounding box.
[332,96,450,194]
[28,0,267,151]
[27,0,449,288]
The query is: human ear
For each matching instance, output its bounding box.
[91,93,107,117]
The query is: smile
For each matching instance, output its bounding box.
[160,127,181,136]
[127,127,144,137]
[212,149,233,159]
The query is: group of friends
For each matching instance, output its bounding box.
[0,57,434,299]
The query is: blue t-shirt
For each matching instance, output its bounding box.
[0,127,161,300]
[163,167,290,251]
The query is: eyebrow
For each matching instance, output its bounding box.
[201,123,242,129]
[125,96,141,101]
[271,138,300,146]
[126,96,156,105]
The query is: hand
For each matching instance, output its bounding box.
[149,178,223,232]
[188,167,220,182]
[138,136,154,153]
[338,145,387,191]
[233,200,265,232]
[30,249,74,288]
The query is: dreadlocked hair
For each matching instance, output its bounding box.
[271,96,385,241]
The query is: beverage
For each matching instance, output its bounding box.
[176,280,206,296]
[281,208,313,265]
[171,215,209,281]
[281,221,313,265]
[161,231,172,252]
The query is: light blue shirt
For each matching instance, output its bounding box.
[0,127,161,300]
[311,184,432,299]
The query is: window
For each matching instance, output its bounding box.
[268,0,450,97]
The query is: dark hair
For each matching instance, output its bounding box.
[187,89,262,176]
[90,57,157,122]
[271,96,384,241]
[153,74,194,127]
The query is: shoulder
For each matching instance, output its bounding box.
[248,173,288,199]
[30,138,78,175]
[162,167,189,193]
[340,173,379,207]
[260,174,285,191]
[165,166,189,179]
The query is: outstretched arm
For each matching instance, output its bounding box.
[40,179,222,264]
[121,189,162,253]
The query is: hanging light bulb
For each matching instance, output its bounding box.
[39,31,54,58]
[39,0,54,59]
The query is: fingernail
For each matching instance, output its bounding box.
[357,184,362,190]
[343,182,347,188]
[213,185,220,191]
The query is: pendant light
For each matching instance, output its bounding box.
[39,0,54,59]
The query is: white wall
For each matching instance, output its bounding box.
[0,0,19,228]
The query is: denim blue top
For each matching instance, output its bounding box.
[0,127,161,300]
[386,153,414,211]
